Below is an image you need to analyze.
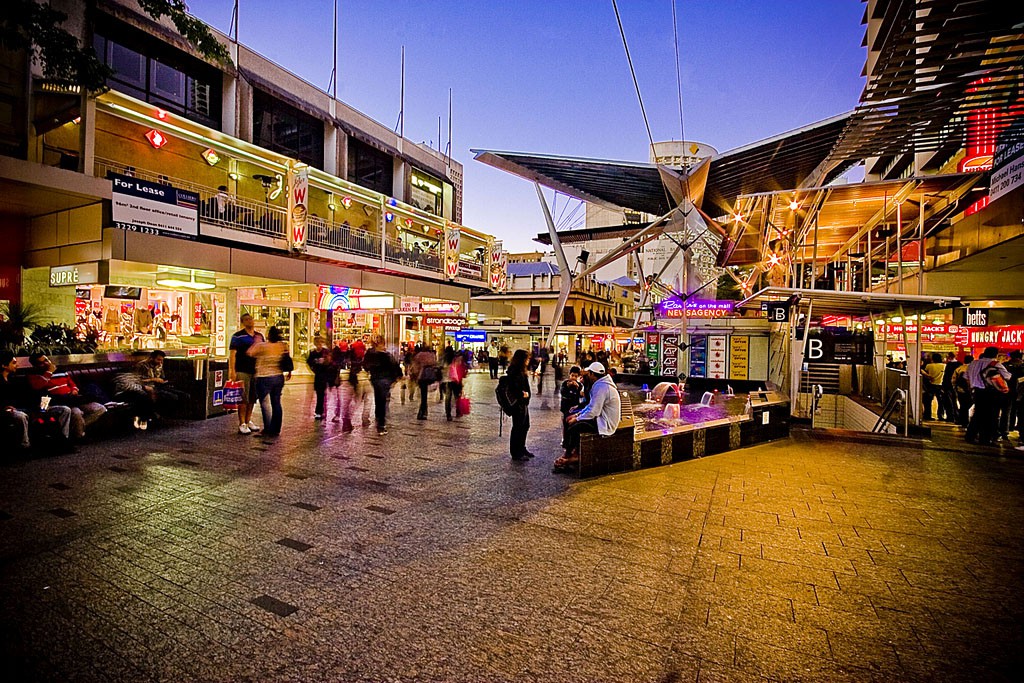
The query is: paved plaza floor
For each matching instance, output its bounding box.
[2,373,1023,682]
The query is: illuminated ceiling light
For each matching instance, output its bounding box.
[72,116,81,125]
[733,213,743,223]
[228,172,239,180]
[789,200,799,211]
[907,314,918,320]
[890,316,902,323]
[145,129,168,149]
[987,300,995,307]
[328,194,336,211]
[155,108,168,120]
[932,318,944,325]
[875,319,885,325]
[200,148,220,166]
[341,196,353,209]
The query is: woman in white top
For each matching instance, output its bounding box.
[247,326,291,436]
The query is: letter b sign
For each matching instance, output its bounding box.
[766,302,789,322]
[806,338,824,361]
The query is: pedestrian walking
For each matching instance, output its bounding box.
[306,335,332,419]
[445,351,468,421]
[340,343,371,432]
[364,336,400,434]
[229,313,264,434]
[247,326,291,437]
[413,346,438,420]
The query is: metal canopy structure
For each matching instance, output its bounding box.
[737,286,959,316]
[826,0,1024,165]
[471,112,852,220]
[720,172,984,267]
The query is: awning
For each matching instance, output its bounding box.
[737,287,960,316]
[471,111,852,219]
[720,173,982,267]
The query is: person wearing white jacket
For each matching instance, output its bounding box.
[555,362,621,471]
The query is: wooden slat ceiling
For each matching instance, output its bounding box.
[827,0,1024,164]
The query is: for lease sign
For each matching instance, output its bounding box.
[110,173,198,239]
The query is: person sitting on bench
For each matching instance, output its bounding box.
[1,351,73,452]
[26,352,107,439]
[137,350,190,415]
[554,361,621,473]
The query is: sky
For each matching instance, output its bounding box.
[186,0,867,252]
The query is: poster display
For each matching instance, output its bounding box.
[707,335,728,378]
[729,336,749,380]
[661,333,680,376]
[645,332,660,374]
[689,335,707,378]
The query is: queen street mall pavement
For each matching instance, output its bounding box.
[1,373,1023,682]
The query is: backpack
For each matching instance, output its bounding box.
[495,375,516,416]
[983,362,1009,394]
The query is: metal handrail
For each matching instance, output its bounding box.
[306,215,381,259]
[384,235,442,273]
[872,388,906,434]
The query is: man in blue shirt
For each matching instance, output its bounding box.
[229,313,264,435]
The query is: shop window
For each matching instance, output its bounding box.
[528,306,541,325]
[348,137,393,195]
[253,89,324,168]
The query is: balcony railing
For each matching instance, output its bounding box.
[307,215,380,259]
[93,157,489,282]
[384,235,442,273]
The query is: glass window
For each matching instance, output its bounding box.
[253,89,323,168]
[150,60,186,106]
[348,138,393,195]
[108,41,146,89]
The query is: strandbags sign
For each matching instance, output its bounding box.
[110,173,198,239]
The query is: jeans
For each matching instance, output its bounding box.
[510,407,530,457]
[957,391,973,427]
[923,383,944,420]
[966,387,999,444]
[313,377,328,416]
[8,406,72,447]
[372,379,392,428]
[488,359,499,379]
[564,418,599,454]
[256,374,285,435]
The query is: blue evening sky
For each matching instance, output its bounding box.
[186,0,866,251]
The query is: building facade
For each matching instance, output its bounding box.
[0,0,507,359]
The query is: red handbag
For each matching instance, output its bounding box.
[457,396,471,416]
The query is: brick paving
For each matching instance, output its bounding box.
[1,373,1023,682]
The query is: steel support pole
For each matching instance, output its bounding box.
[810,215,819,290]
[896,201,904,294]
[918,195,925,295]
[535,182,572,351]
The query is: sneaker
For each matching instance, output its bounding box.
[377,427,388,435]
[133,416,141,430]
[238,424,251,435]
[247,421,261,432]
[139,419,148,431]
[314,414,323,420]
[522,450,536,459]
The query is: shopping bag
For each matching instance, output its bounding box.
[457,396,471,416]
[223,380,244,410]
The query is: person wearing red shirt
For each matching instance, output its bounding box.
[27,352,107,439]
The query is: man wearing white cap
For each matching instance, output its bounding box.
[554,361,621,471]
